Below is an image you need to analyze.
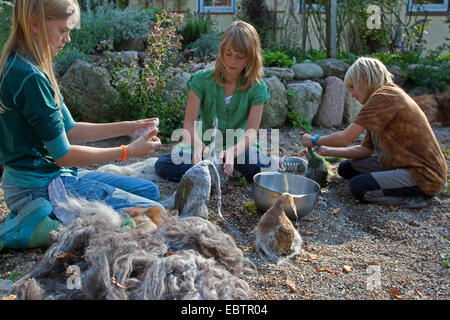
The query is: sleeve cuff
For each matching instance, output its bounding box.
[43,130,71,160]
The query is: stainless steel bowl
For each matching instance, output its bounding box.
[252,172,320,220]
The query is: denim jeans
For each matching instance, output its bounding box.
[2,169,162,216]
[154,148,275,182]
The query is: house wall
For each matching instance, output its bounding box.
[128,0,449,53]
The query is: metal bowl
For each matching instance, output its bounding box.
[252,172,320,220]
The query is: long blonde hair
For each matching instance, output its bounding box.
[344,57,394,103]
[0,0,80,113]
[214,20,264,91]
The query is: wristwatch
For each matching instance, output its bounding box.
[311,134,321,146]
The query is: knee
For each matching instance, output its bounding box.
[154,154,172,176]
[348,173,380,202]
[338,160,359,180]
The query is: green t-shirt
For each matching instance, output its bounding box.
[180,68,270,153]
[0,52,76,188]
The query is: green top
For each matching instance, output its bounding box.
[181,68,270,152]
[0,52,76,188]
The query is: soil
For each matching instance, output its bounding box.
[0,124,449,300]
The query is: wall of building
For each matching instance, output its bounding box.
[128,0,449,53]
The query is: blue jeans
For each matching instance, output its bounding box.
[2,169,162,217]
[154,148,273,182]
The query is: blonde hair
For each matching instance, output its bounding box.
[0,0,80,113]
[344,57,394,103]
[214,20,263,91]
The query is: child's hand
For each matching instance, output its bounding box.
[219,149,234,176]
[130,118,160,138]
[301,133,314,147]
[127,128,161,158]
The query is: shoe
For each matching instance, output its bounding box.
[0,198,59,250]
[279,156,307,175]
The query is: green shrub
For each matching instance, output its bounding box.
[0,0,12,51]
[408,63,450,93]
[106,10,187,138]
[53,50,92,77]
[180,13,215,49]
[188,33,220,61]
[67,6,155,54]
[262,50,296,68]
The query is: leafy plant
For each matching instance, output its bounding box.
[408,64,450,93]
[0,0,12,51]
[188,33,220,61]
[106,10,187,138]
[244,201,259,215]
[179,13,215,49]
[67,6,155,54]
[262,50,296,68]
[287,106,312,132]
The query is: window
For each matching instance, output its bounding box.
[199,0,235,13]
[408,0,449,13]
[299,0,326,13]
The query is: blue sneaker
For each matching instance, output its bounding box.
[0,198,59,250]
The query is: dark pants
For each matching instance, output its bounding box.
[155,148,272,182]
[337,156,431,208]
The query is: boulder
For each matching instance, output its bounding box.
[314,76,345,128]
[291,63,324,80]
[343,89,362,125]
[260,76,288,128]
[285,80,323,122]
[60,60,119,123]
[264,67,295,82]
[316,58,350,80]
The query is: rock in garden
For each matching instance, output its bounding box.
[286,80,323,122]
[314,76,345,128]
[291,63,324,80]
[260,76,288,128]
[343,89,362,125]
[264,67,295,82]
[316,58,350,80]
[60,60,119,123]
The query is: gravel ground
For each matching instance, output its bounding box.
[0,125,449,300]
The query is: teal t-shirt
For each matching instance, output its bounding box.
[181,68,270,152]
[0,52,76,188]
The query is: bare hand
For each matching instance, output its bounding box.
[129,118,160,138]
[301,133,314,147]
[219,149,234,176]
[127,128,161,158]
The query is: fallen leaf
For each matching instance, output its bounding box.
[343,265,352,273]
[308,253,318,260]
[285,277,298,293]
[316,268,339,275]
[332,208,342,215]
[386,288,403,300]
[388,205,398,211]
[112,276,126,289]
[408,220,420,227]
[301,231,316,236]
[305,217,321,222]
[163,252,173,257]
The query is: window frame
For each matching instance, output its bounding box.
[407,0,449,13]
[198,0,236,14]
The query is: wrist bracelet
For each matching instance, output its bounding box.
[311,134,321,146]
[120,145,127,161]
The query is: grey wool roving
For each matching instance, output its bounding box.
[10,198,255,300]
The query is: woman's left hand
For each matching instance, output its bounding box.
[129,118,160,138]
[219,149,234,176]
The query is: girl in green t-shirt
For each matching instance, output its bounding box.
[155,20,273,182]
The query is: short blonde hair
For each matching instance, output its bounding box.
[0,0,80,113]
[214,20,263,91]
[344,57,394,102]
